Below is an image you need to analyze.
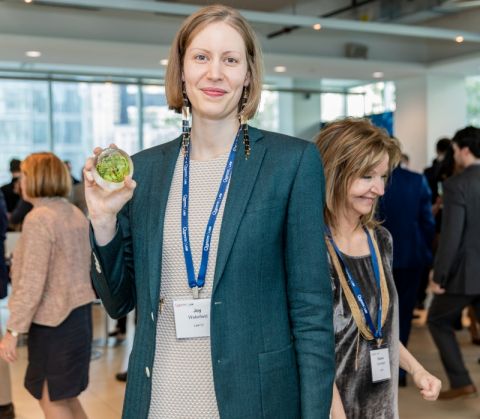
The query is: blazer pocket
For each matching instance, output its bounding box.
[258,343,300,419]
[244,203,283,215]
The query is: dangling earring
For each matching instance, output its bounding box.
[182,83,191,154]
[239,87,250,159]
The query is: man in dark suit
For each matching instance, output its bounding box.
[0,159,21,214]
[379,163,435,386]
[424,138,451,205]
[428,126,480,399]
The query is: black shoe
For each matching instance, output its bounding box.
[399,376,407,387]
[116,371,127,382]
[0,403,15,419]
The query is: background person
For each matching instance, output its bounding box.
[378,148,435,387]
[0,159,21,215]
[0,190,14,419]
[315,118,441,419]
[85,5,334,418]
[428,126,480,400]
[0,152,96,419]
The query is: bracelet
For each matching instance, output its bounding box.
[6,328,19,338]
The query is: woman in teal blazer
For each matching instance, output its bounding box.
[86,5,334,419]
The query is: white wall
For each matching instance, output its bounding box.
[394,76,428,172]
[292,80,322,141]
[426,75,467,163]
[394,74,467,172]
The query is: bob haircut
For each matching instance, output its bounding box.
[21,152,72,199]
[315,118,401,230]
[165,4,263,120]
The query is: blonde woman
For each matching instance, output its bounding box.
[315,119,441,419]
[0,153,95,419]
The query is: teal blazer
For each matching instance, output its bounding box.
[91,127,335,419]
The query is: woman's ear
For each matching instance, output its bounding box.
[244,71,250,87]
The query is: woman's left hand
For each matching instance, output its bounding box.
[412,368,442,401]
[0,332,18,363]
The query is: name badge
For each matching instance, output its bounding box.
[173,298,211,339]
[369,345,391,383]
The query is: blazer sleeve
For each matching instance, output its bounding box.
[285,143,335,419]
[433,179,465,286]
[90,201,136,319]
[7,217,51,333]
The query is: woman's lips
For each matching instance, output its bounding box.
[201,88,227,97]
[359,196,376,204]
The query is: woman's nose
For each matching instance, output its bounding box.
[207,59,222,80]
[371,178,385,196]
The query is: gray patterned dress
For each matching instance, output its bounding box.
[330,226,400,419]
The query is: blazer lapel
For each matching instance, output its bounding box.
[212,127,266,295]
[147,138,181,310]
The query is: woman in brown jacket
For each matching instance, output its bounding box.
[0,152,96,419]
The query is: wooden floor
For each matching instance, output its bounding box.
[2,303,480,418]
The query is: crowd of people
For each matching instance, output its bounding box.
[0,4,479,419]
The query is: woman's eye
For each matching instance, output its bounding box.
[362,175,372,180]
[225,57,238,64]
[195,54,208,62]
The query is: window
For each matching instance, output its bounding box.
[348,81,396,116]
[466,76,480,127]
[142,85,181,148]
[52,82,140,179]
[321,93,346,122]
[0,80,49,185]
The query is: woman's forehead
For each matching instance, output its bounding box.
[187,21,246,52]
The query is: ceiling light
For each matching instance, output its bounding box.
[274,66,287,73]
[25,50,41,58]
[24,0,33,3]
[372,71,384,78]
[313,23,322,31]
[456,36,464,43]
[159,59,169,66]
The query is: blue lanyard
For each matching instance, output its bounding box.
[326,227,383,340]
[181,129,240,298]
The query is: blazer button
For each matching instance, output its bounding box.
[145,367,150,378]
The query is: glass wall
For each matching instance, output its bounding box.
[0,74,396,183]
[466,76,480,127]
[0,75,285,182]
[142,85,181,149]
[347,81,396,117]
[52,82,140,179]
[0,80,49,185]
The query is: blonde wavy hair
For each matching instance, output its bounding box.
[315,118,401,230]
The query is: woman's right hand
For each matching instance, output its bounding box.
[83,145,136,245]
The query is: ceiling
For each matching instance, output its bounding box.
[0,0,479,86]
